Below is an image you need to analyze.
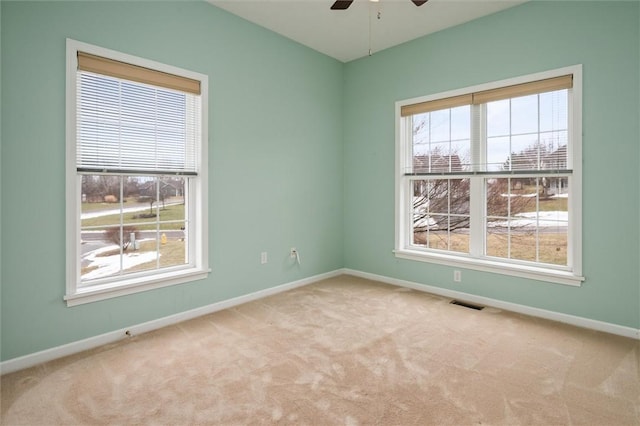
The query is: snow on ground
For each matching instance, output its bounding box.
[82,244,158,280]
[81,202,181,219]
[414,216,437,229]
[415,211,568,230]
[488,211,568,228]
[81,205,152,220]
[500,193,568,198]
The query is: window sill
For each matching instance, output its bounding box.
[394,248,584,287]
[65,268,211,307]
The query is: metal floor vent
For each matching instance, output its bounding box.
[450,300,485,311]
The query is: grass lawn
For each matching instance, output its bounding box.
[127,240,186,272]
[538,197,568,212]
[81,200,149,213]
[82,204,185,230]
[414,231,567,265]
[412,194,568,265]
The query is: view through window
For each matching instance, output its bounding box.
[396,67,582,285]
[66,39,209,305]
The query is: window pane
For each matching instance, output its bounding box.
[540,90,568,132]
[485,178,568,266]
[486,178,508,217]
[412,106,471,174]
[450,105,471,141]
[80,174,188,286]
[511,94,538,135]
[510,135,541,170]
[486,136,510,171]
[430,109,450,143]
[450,139,471,171]
[486,99,510,137]
[541,132,568,170]
[449,228,470,253]
[411,179,469,253]
[412,113,430,146]
[414,229,470,253]
[487,89,570,174]
[427,180,448,215]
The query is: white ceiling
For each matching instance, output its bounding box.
[208,0,527,63]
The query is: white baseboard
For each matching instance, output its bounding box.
[343,268,640,340]
[0,269,343,375]
[3,267,637,375]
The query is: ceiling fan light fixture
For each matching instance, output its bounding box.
[331,0,427,10]
[330,0,354,10]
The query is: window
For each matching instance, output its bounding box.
[395,66,583,286]
[65,39,209,305]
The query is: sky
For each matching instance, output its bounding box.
[412,89,569,172]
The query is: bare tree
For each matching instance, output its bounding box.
[137,179,180,215]
[413,178,470,231]
[81,175,122,202]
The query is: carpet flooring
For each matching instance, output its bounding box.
[1,275,639,425]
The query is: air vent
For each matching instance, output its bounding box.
[450,300,484,311]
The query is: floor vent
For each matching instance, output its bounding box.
[450,300,485,311]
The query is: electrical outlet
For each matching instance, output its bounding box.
[290,248,297,259]
[453,270,462,282]
[261,252,268,264]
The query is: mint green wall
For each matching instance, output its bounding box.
[0,1,344,361]
[344,1,640,328]
[2,1,639,364]
[0,0,3,362]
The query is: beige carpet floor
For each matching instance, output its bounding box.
[1,275,639,425]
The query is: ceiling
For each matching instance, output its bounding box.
[208,0,527,63]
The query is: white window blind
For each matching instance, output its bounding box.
[402,76,573,177]
[76,68,200,175]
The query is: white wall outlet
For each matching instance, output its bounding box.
[290,248,297,259]
[453,270,462,282]
[261,252,268,264]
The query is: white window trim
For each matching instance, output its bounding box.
[394,65,584,287]
[65,39,210,306]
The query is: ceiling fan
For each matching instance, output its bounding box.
[331,0,428,10]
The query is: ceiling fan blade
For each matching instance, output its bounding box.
[412,0,428,5]
[331,0,354,10]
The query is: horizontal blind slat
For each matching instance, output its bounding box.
[76,71,199,174]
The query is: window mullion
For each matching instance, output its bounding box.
[469,104,484,257]
[119,176,124,276]
[472,104,484,172]
[156,178,161,269]
[398,117,413,249]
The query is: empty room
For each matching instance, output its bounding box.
[1,0,639,424]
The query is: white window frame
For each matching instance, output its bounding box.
[65,39,209,306]
[395,65,583,286]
